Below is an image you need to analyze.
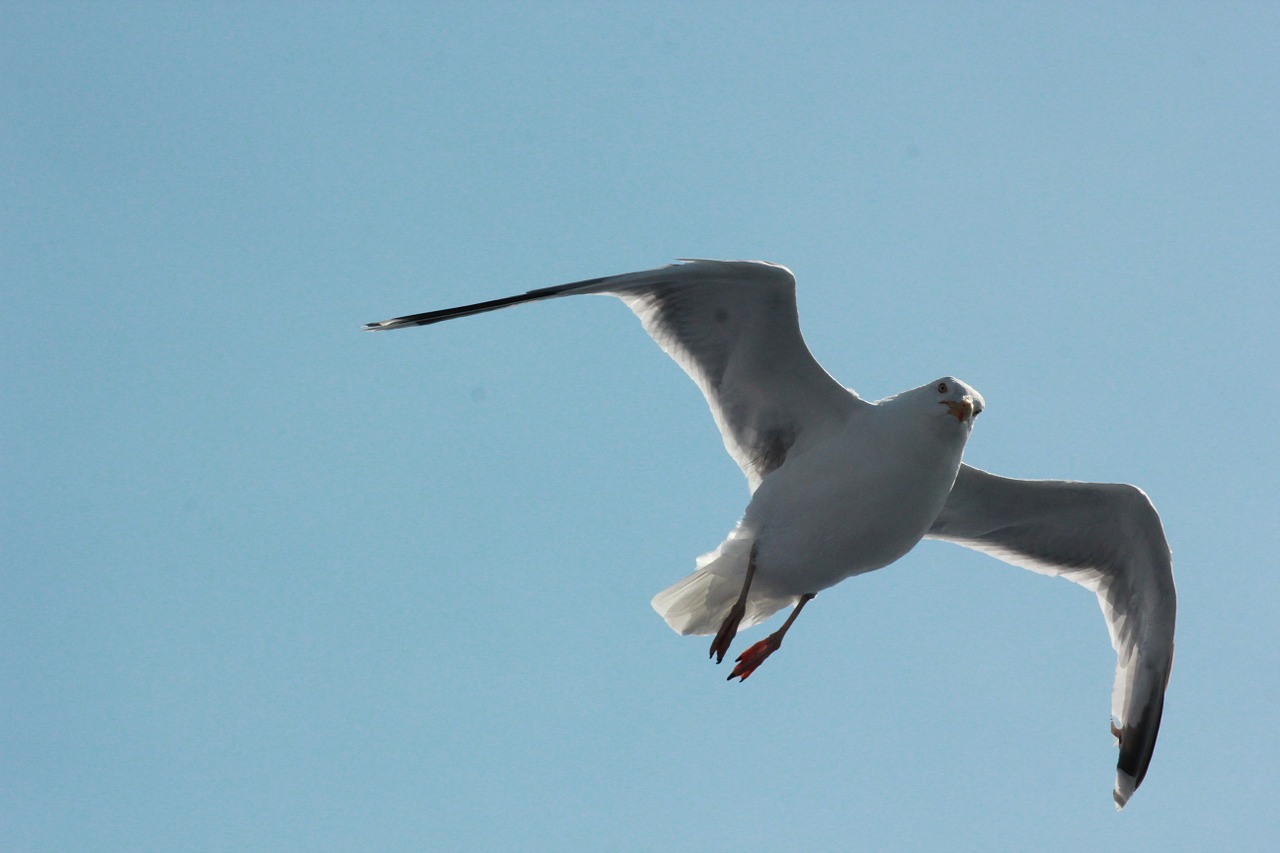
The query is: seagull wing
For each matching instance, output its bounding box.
[926,463,1176,809]
[366,260,864,490]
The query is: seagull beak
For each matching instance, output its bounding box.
[943,398,976,423]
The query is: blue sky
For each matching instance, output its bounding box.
[4,2,1278,850]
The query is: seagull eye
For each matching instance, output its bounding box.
[937,381,948,393]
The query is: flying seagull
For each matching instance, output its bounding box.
[364,259,1175,809]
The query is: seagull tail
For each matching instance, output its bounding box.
[650,530,792,636]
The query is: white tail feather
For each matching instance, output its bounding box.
[651,529,794,635]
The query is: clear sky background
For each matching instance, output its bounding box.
[4,3,1278,850]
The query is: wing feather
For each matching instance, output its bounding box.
[926,464,1176,808]
[366,260,863,489]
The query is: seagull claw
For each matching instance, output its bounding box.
[709,601,746,664]
[727,635,781,681]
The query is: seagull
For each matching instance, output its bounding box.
[365,259,1176,809]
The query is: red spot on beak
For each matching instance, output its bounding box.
[943,399,975,423]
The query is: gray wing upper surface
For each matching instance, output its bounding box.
[366,260,863,490]
[927,463,1176,808]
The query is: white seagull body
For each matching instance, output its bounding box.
[365,259,1176,809]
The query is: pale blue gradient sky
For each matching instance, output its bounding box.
[4,3,1278,850]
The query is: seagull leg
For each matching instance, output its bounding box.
[709,545,758,664]
[728,593,816,682]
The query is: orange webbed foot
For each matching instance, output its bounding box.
[727,635,781,681]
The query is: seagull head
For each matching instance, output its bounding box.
[930,376,985,426]
[877,376,985,431]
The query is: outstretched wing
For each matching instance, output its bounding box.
[366,260,864,490]
[926,464,1176,809]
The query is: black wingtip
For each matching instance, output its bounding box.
[361,288,574,333]
[1112,694,1166,809]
